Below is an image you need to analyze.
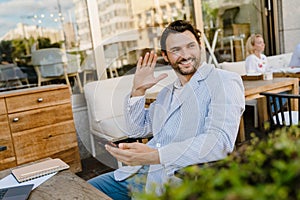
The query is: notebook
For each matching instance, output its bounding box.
[11,158,69,183]
[0,184,33,200]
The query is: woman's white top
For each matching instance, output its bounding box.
[245,54,268,73]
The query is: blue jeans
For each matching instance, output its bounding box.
[88,171,131,200]
[88,166,148,200]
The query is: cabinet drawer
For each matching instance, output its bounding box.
[0,115,16,170]
[9,103,73,132]
[52,146,82,173]
[0,98,6,114]
[5,88,70,113]
[12,121,77,165]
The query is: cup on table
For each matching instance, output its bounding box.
[263,71,273,80]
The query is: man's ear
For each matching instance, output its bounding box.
[162,51,169,63]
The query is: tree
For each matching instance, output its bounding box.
[38,37,60,49]
[11,39,27,61]
[0,40,13,63]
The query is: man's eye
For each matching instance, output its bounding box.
[170,49,180,53]
[188,43,196,48]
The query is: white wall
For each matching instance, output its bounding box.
[282,0,300,53]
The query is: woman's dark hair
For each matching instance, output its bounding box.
[160,20,201,54]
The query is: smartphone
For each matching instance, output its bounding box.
[106,141,119,148]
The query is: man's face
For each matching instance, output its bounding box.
[163,30,201,76]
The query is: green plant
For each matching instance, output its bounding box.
[137,127,300,200]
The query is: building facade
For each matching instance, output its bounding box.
[0,23,63,44]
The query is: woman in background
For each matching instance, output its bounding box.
[289,43,300,67]
[245,33,269,73]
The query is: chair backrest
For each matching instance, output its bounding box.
[81,53,95,71]
[219,61,247,75]
[260,92,300,131]
[66,54,80,74]
[268,52,293,69]
[31,48,67,77]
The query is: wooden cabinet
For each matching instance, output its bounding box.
[0,85,81,172]
[0,97,16,170]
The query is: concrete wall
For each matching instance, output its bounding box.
[72,94,92,160]
[282,0,300,53]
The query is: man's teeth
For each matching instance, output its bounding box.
[181,59,192,64]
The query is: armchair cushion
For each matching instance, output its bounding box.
[95,115,128,139]
[219,61,246,75]
[84,74,133,140]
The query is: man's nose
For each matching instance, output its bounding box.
[179,48,189,59]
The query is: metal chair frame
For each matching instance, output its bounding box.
[260,92,300,131]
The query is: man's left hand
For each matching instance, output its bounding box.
[105,142,160,166]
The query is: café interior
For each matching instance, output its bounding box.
[0,0,300,199]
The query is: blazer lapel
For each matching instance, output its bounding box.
[152,84,174,133]
[154,63,214,132]
[167,78,199,116]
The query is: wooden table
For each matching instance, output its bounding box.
[238,77,299,142]
[0,169,111,200]
[273,72,300,80]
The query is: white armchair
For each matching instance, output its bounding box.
[218,61,247,76]
[84,69,177,158]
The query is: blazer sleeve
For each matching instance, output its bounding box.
[123,93,153,138]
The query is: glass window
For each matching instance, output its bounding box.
[0,0,198,93]
[78,0,197,81]
[3,0,299,93]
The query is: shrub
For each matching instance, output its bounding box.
[137,127,300,200]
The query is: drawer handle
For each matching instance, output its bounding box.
[13,117,19,122]
[43,134,53,139]
[37,98,44,102]
[0,146,7,152]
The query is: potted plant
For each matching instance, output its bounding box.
[137,127,300,199]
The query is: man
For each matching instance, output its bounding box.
[88,20,245,199]
[289,43,300,67]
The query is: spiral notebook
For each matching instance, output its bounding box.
[11,158,69,183]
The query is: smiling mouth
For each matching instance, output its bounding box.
[179,58,193,65]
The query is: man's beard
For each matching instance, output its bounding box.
[171,57,200,76]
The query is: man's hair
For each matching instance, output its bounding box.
[160,20,201,54]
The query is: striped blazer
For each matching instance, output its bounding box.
[114,63,245,194]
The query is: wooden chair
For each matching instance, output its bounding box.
[260,92,300,131]
[31,48,83,93]
[66,53,83,93]
[81,53,96,85]
[0,64,30,87]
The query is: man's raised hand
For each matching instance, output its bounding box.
[131,51,168,97]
